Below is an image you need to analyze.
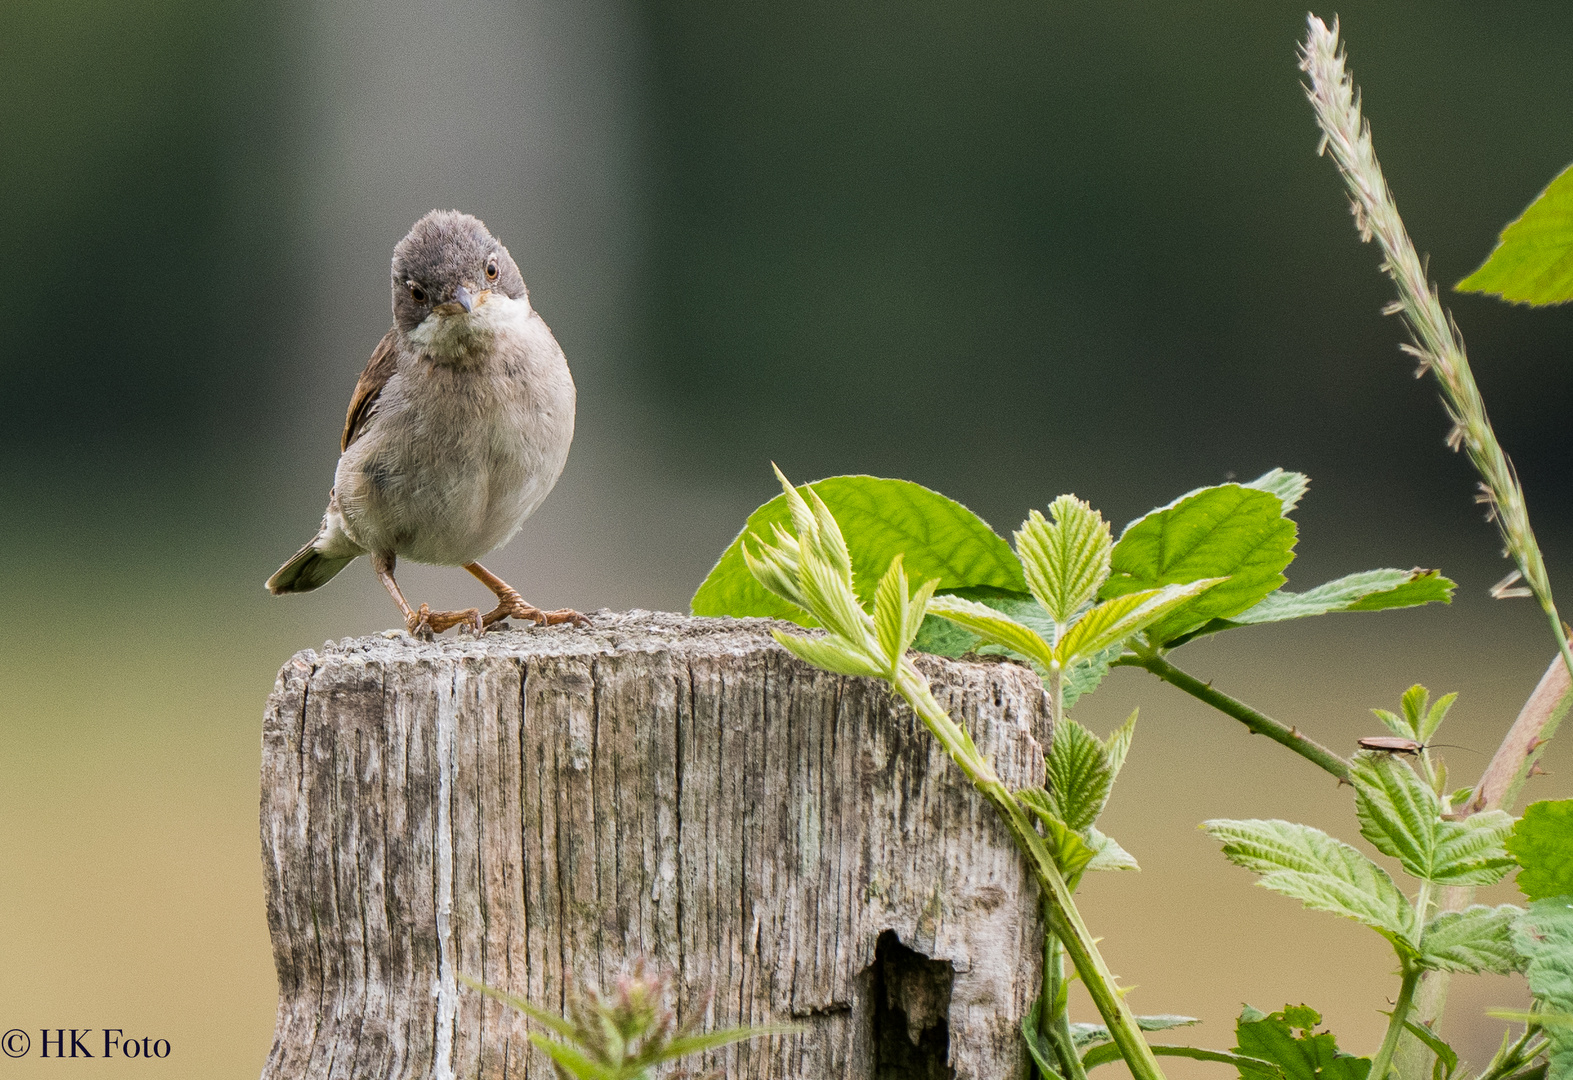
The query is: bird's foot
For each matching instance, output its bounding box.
[405,603,485,640]
[482,588,589,630]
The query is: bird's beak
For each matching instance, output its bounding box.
[433,285,492,317]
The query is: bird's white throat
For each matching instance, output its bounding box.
[407,293,529,364]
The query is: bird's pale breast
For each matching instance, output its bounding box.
[333,296,575,566]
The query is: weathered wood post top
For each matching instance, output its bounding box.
[260,610,1051,1079]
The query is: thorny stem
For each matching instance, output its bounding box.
[1300,15,1573,697]
[1370,966,1422,1080]
[1116,653,1351,783]
[893,662,1168,1080]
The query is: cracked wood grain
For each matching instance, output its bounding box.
[259,611,1051,1080]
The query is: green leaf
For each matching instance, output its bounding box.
[1457,162,1573,306]
[927,595,1055,670]
[1061,644,1118,710]
[771,630,881,678]
[659,1023,800,1062]
[1234,1005,1372,1080]
[1419,904,1523,974]
[1508,800,1573,902]
[1515,898,1573,1080]
[693,475,1024,625]
[529,1033,619,1080]
[1071,1014,1201,1049]
[1245,468,1311,514]
[1082,1044,1286,1077]
[1204,819,1417,952]
[1016,788,1098,880]
[1103,709,1137,782]
[1352,752,1516,886]
[1045,718,1114,831]
[1015,496,1113,626]
[1022,1002,1065,1078]
[1401,1022,1457,1080]
[1057,577,1223,663]
[1229,570,1455,626]
[1085,826,1140,873]
[1104,484,1297,645]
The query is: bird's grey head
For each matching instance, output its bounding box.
[390,210,527,340]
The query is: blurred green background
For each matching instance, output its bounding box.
[2,1,1572,1076]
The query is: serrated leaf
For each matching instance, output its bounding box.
[1457,162,1573,306]
[1060,644,1118,709]
[1508,800,1573,902]
[1104,709,1137,782]
[1235,1005,1372,1080]
[1371,709,1415,740]
[1104,484,1297,645]
[1057,577,1222,663]
[927,594,1055,669]
[1401,1021,1458,1080]
[1419,692,1457,744]
[1515,898,1573,1080]
[873,555,910,671]
[693,475,1024,625]
[771,630,880,678]
[1016,788,1098,880]
[1204,819,1417,952]
[1046,718,1114,831]
[1418,904,1523,974]
[1015,496,1113,626]
[1235,570,1455,625]
[1085,825,1140,872]
[1246,469,1311,514]
[530,1034,619,1080]
[1352,752,1516,886]
[1022,1002,1064,1078]
[1070,1014,1200,1049]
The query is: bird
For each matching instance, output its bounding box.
[266,209,584,637]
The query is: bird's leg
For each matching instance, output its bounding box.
[465,562,589,629]
[373,553,483,639]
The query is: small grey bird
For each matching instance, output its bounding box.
[267,209,583,636]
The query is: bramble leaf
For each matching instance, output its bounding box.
[926,595,1055,670]
[1104,484,1296,645]
[1084,826,1140,873]
[1204,818,1417,953]
[1104,709,1137,782]
[1174,570,1455,645]
[1507,800,1573,902]
[1457,162,1573,306]
[1419,905,1523,974]
[1016,496,1113,627]
[1246,468,1310,514]
[1351,752,1515,887]
[1056,578,1223,663]
[1234,1005,1371,1080]
[693,475,1023,625]
[1045,718,1114,832]
[1514,898,1573,1080]
[1071,1014,1199,1049]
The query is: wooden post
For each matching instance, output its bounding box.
[259,611,1050,1079]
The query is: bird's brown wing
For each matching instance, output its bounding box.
[341,329,400,452]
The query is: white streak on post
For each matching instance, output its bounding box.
[433,664,457,1080]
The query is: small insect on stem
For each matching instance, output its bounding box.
[1357,737,1474,755]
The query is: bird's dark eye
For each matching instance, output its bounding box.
[484,258,498,282]
[407,281,428,304]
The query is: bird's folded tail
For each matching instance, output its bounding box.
[267,540,358,594]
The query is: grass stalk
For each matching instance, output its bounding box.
[1299,15,1573,702]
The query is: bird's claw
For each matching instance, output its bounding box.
[483,589,589,630]
[405,603,484,640]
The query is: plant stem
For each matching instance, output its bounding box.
[1116,653,1350,782]
[1041,932,1091,1080]
[1300,16,1573,696]
[894,663,1168,1080]
[1371,966,1422,1080]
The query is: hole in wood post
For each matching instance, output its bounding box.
[868,929,956,1079]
